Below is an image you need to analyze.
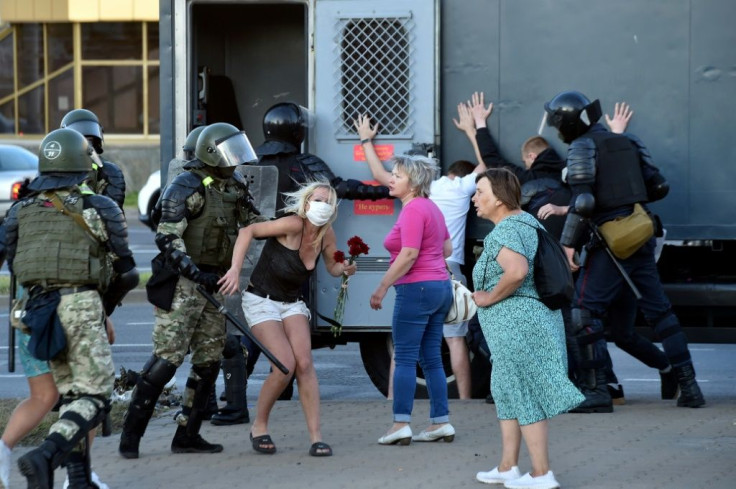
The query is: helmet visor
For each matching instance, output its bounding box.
[215,131,257,167]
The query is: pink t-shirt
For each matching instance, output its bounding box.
[383,197,451,285]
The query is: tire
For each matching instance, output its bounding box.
[359,333,491,400]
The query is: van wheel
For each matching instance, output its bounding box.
[359,333,491,399]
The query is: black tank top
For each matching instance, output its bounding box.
[250,227,320,302]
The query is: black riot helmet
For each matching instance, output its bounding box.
[182,125,206,160]
[60,109,105,154]
[28,128,101,191]
[542,91,602,144]
[195,122,257,170]
[262,102,309,147]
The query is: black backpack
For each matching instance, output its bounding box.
[517,219,574,310]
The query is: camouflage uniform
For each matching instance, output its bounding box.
[3,127,137,489]
[120,122,263,459]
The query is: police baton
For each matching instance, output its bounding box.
[195,285,289,375]
[7,274,16,372]
[588,223,642,300]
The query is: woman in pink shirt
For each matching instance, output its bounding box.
[368,155,455,446]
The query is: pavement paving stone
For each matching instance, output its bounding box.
[6,397,736,488]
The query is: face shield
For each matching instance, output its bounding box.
[215,131,257,167]
[538,109,561,142]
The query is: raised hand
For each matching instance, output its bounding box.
[470,91,493,128]
[452,102,476,135]
[353,114,379,141]
[604,102,633,134]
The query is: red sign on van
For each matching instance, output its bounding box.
[353,144,394,162]
[353,180,395,215]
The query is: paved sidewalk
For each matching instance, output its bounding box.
[6,396,736,489]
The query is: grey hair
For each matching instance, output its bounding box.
[390,154,439,198]
[282,180,338,249]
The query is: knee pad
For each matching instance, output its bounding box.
[222,334,243,359]
[192,361,220,385]
[652,310,680,340]
[141,355,178,389]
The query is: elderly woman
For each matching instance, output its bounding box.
[471,168,583,489]
[367,154,454,446]
[219,181,356,457]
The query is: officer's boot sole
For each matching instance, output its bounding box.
[17,450,53,489]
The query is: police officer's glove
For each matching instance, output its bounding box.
[194,271,221,294]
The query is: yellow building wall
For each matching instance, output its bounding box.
[0,0,158,22]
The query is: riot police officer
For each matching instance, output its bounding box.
[4,128,138,488]
[61,108,126,208]
[119,123,264,458]
[544,90,705,411]
[258,102,390,211]
[167,125,207,185]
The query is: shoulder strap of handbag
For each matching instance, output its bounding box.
[45,191,96,241]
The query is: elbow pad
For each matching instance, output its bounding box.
[566,138,597,186]
[647,173,670,202]
[103,267,140,316]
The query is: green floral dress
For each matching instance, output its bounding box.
[473,212,583,425]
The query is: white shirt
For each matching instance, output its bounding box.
[429,173,477,265]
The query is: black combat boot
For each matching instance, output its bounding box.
[660,367,679,400]
[674,364,705,407]
[211,353,249,426]
[171,362,223,454]
[570,367,613,413]
[171,425,224,454]
[64,447,95,489]
[17,439,59,489]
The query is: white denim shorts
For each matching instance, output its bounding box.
[241,291,311,327]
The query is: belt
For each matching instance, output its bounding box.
[58,285,98,296]
[245,285,300,303]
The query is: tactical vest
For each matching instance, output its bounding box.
[14,190,108,289]
[588,132,648,210]
[182,170,239,268]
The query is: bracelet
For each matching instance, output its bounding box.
[360,138,372,145]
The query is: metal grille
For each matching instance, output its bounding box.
[334,15,414,138]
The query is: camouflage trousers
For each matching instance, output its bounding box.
[152,276,226,367]
[49,290,113,444]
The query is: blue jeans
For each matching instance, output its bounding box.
[392,280,453,423]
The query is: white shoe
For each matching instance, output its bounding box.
[62,470,109,489]
[377,425,412,445]
[476,466,521,484]
[503,471,560,489]
[0,440,11,489]
[412,423,455,442]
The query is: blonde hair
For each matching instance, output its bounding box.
[282,180,338,250]
[390,154,439,198]
[520,136,550,160]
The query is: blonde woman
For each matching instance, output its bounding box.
[219,181,356,457]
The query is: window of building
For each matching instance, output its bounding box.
[0,21,159,137]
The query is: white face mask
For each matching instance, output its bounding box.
[306,201,334,226]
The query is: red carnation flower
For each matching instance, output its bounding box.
[334,250,346,263]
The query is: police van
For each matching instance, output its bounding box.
[158,0,736,398]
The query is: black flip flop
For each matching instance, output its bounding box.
[309,441,333,457]
[250,432,276,454]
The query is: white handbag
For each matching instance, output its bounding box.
[444,278,477,325]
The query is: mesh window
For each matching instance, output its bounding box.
[336,16,414,138]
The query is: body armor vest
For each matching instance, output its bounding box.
[14,191,107,288]
[182,170,239,268]
[588,132,648,211]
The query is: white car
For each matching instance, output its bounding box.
[137,170,161,230]
[0,144,38,222]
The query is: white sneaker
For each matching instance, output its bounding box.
[62,470,109,489]
[0,440,11,489]
[503,471,560,489]
[476,466,521,484]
